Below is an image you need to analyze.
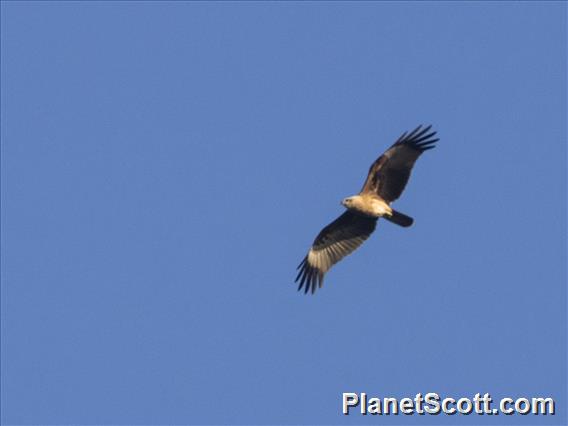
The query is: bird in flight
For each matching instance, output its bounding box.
[295,125,438,294]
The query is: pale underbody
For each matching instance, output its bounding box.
[341,194,392,218]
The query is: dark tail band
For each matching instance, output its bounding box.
[384,210,414,227]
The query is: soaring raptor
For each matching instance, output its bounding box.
[295,125,438,294]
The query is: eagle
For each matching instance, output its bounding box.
[295,125,438,294]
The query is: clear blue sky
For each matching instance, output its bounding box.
[1,2,565,425]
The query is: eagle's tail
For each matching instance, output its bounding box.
[384,210,414,227]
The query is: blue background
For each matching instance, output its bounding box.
[1,2,566,425]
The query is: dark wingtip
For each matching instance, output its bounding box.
[397,124,438,152]
[295,256,323,295]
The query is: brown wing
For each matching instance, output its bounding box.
[295,211,377,294]
[360,125,438,202]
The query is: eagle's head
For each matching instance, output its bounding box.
[341,197,354,208]
[342,195,366,211]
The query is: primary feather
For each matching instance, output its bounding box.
[296,211,377,294]
[360,124,438,202]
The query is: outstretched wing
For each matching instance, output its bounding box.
[360,125,438,202]
[295,211,377,294]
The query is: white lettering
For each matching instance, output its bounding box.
[367,398,381,414]
[400,397,414,414]
[424,392,440,414]
[342,393,359,415]
[532,397,554,414]
[457,397,473,414]
[500,397,514,414]
[442,397,456,414]
[515,397,530,415]
[383,397,398,414]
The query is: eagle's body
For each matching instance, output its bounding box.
[342,194,392,218]
[295,125,438,294]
